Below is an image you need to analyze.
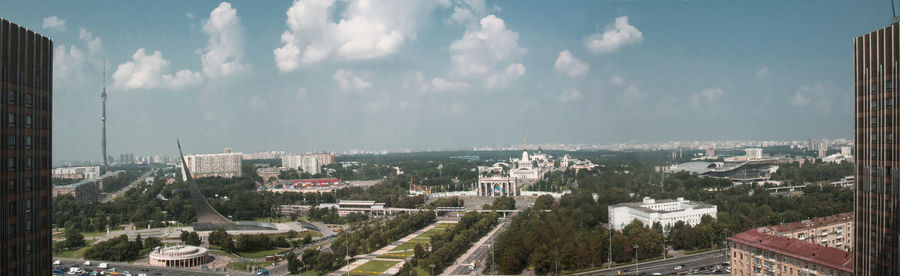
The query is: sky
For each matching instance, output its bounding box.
[0,0,893,162]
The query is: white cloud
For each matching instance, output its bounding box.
[53,45,86,85]
[448,0,485,25]
[186,12,195,19]
[585,16,642,54]
[622,85,643,105]
[333,69,372,90]
[558,89,582,102]
[756,65,769,79]
[449,15,527,89]
[112,48,204,90]
[42,16,66,31]
[78,28,102,56]
[554,49,589,78]
[790,82,834,109]
[274,0,436,71]
[690,88,724,107]
[201,2,247,77]
[431,78,471,92]
[610,74,625,86]
[250,95,268,110]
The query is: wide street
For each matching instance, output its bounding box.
[574,249,728,275]
[100,168,157,203]
[444,220,512,275]
[54,258,245,276]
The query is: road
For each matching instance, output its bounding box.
[100,168,156,203]
[54,257,245,276]
[574,249,728,275]
[444,218,514,275]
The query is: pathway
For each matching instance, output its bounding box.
[329,222,446,276]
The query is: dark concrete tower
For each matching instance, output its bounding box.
[854,17,900,276]
[100,61,107,174]
[1,17,54,275]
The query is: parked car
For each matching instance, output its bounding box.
[83,261,92,266]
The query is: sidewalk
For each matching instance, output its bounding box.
[329,223,443,276]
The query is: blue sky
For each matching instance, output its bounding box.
[0,0,892,161]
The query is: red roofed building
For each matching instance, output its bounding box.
[758,212,853,252]
[729,228,853,276]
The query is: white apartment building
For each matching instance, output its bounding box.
[52,166,101,180]
[181,152,242,180]
[608,197,717,230]
[281,153,335,175]
[745,148,763,160]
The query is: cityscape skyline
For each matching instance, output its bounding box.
[0,0,891,161]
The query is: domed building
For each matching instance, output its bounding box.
[149,245,209,267]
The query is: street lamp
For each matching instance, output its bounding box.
[633,244,639,275]
[430,264,436,276]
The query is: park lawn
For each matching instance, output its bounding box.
[235,248,288,258]
[54,245,91,258]
[350,260,399,275]
[378,250,413,259]
[227,261,274,272]
[287,271,319,276]
[388,223,454,253]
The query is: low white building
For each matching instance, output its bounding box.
[608,197,717,230]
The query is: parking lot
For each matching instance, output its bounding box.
[53,258,240,276]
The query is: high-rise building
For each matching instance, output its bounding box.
[181,151,242,180]
[854,18,899,275]
[1,18,53,275]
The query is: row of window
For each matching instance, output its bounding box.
[6,156,35,171]
[6,89,35,108]
[7,134,33,149]
[7,112,34,128]
[871,98,894,110]
[6,199,33,217]
[6,178,35,194]
[871,80,896,94]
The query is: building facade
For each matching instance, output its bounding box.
[181,152,242,180]
[854,19,899,275]
[729,229,853,276]
[52,166,100,180]
[148,245,209,267]
[477,176,518,197]
[608,197,717,230]
[759,212,854,252]
[1,18,53,276]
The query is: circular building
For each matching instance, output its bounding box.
[149,245,209,267]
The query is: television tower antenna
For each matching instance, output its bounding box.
[100,58,109,175]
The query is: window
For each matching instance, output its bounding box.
[24,136,31,149]
[888,150,893,161]
[7,157,15,171]
[873,116,879,126]
[24,93,32,107]
[873,133,878,143]
[873,100,878,110]
[7,135,15,149]
[7,202,14,216]
[25,157,32,170]
[7,112,15,126]
[25,115,32,128]
[24,199,31,213]
[7,180,14,194]
[872,150,878,160]
[25,221,31,232]
[889,115,894,126]
[874,83,880,93]
[7,90,15,104]
[890,133,895,143]
[889,80,895,91]
[889,97,894,109]
[24,179,31,192]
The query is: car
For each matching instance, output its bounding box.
[689,268,700,273]
[84,261,92,266]
[140,268,149,272]
[652,273,662,275]
[54,260,62,265]
[674,265,683,270]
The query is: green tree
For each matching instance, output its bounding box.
[286,251,301,274]
[65,229,86,250]
[144,237,162,250]
[533,195,554,209]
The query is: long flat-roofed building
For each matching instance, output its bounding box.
[759,212,854,252]
[729,228,853,276]
[181,151,242,180]
[608,197,717,230]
